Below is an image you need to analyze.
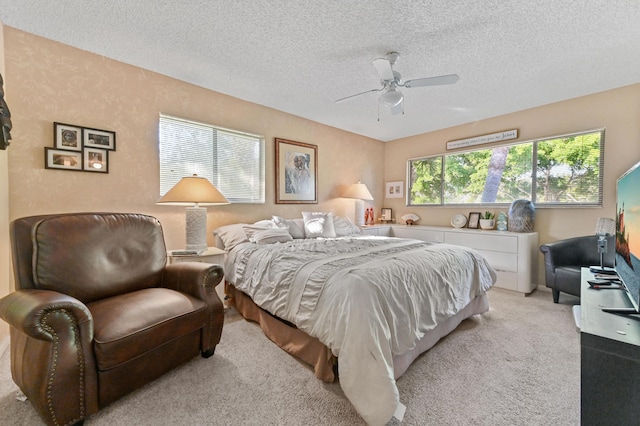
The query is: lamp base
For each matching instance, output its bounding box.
[185,206,207,252]
[354,199,365,226]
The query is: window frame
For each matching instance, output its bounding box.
[407,128,605,208]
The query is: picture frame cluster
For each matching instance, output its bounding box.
[45,122,116,173]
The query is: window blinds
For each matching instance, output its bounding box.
[159,114,265,203]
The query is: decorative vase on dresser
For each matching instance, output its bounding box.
[508,199,535,232]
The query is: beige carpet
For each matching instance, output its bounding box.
[0,288,580,425]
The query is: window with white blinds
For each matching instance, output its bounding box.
[159,114,265,203]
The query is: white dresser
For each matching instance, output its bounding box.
[361,225,538,294]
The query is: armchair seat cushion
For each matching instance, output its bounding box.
[553,266,582,296]
[88,288,207,371]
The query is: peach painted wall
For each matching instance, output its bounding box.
[2,22,639,318]
[384,83,640,283]
[3,27,384,254]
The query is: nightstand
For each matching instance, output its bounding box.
[167,247,227,307]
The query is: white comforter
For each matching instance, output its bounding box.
[226,236,496,425]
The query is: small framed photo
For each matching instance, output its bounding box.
[83,147,109,173]
[54,122,82,151]
[45,148,83,171]
[381,208,392,221]
[84,127,116,150]
[385,181,404,198]
[467,212,481,229]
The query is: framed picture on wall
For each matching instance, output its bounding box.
[385,181,404,198]
[54,122,82,151]
[45,148,83,171]
[275,137,317,204]
[83,147,109,173]
[84,127,116,150]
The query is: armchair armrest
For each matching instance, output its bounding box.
[162,263,225,354]
[0,289,98,425]
[162,262,224,299]
[0,289,93,339]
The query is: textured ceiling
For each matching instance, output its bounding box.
[1,1,639,142]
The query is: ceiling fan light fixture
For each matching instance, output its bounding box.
[390,102,404,115]
[380,88,403,107]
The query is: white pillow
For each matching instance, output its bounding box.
[333,215,362,236]
[243,224,274,242]
[253,228,294,245]
[215,224,249,250]
[302,212,336,238]
[253,219,276,228]
[272,216,306,239]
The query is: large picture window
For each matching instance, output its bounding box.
[159,114,265,203]
[408,129,604,207]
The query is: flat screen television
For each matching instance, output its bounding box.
[606,160,640,314]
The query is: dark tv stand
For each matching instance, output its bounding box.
[580,268,640,425]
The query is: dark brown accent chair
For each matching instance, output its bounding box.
[0,213,224,425]
[540,235,614,303]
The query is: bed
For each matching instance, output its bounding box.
[215,214,496,425]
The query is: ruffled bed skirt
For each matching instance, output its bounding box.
[227,284,489,382]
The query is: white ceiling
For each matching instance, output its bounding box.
[1,1,639,142]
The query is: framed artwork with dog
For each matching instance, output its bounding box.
[275,138,318,204]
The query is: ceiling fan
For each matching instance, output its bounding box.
[335,51,459,116]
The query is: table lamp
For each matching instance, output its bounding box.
[344,181,374,226]
[157,174,229,253]
[591,217,616,274]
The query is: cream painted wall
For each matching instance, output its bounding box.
[4,28,384,253]
[384,83,640,284]
[0,22,9,348]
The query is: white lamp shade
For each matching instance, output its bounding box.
[595,217,615,235]
[157,175,229,206]
[343,182,374,201]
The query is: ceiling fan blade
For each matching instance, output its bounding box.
[403,74,460,88]
[335,88,382,103]
[372,58,395,81]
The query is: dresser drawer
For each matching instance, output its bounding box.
[392,227,445,243]
[476,250,518,273]
[445,232,518,253]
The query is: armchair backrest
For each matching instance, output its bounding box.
[540,234,615,269]
[11,213,167,303]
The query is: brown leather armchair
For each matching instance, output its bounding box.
[0,213,224,425]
